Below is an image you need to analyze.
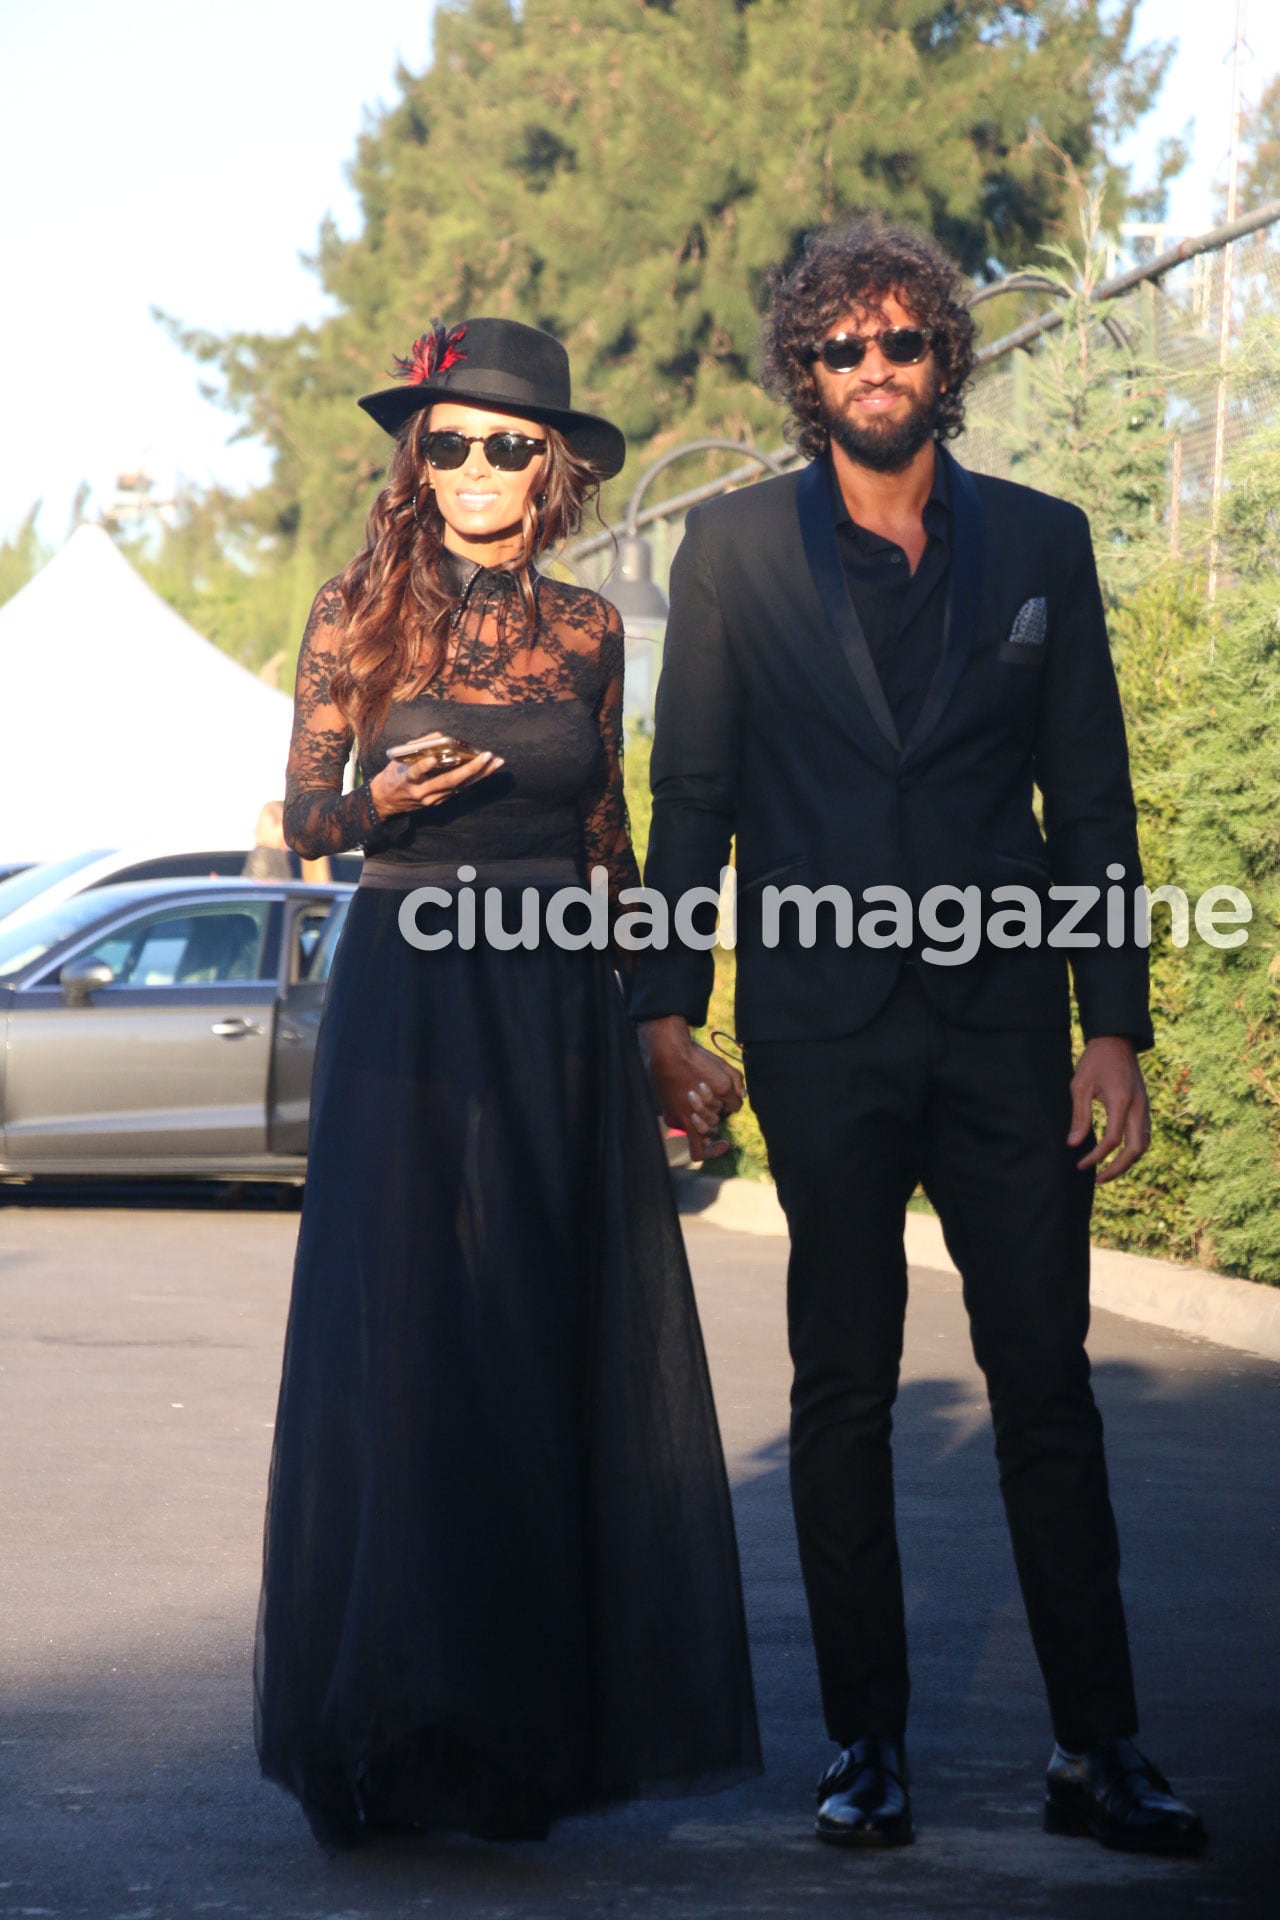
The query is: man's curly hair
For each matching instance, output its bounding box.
[760,216,976,459]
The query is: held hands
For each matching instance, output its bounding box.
[1068,1036,1150,1183]
[369,735,505,816]
[638,1015,745,1162]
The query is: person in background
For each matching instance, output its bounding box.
[241,801,293,881]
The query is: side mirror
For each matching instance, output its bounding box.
[60,961,115,1005]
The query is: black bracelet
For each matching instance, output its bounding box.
[364,781,381,826]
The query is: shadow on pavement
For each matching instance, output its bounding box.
[1,1221,1274,1917]
[0,1176,304,1211]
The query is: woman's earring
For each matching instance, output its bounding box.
[535,490,548,508]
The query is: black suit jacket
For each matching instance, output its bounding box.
[629,447,1153,1049]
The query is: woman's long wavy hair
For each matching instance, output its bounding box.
[760,216,976,460]
[331,407,603,745]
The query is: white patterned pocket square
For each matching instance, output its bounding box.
[1006,597,1047,646]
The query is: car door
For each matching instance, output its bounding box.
[268,893,350,1155]
[3,895,282,1167]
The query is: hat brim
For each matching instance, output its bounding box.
[357,381,626,480]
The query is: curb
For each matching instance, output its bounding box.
[675,1175,1280,1364]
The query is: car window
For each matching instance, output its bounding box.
[44,902,275,988]
[292,904,335,982]
[86,927,149,979]
[308,896,351,983]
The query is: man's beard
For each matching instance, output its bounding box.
[822,370,943,474]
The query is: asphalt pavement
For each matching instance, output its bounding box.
[2,1193,1277,1919]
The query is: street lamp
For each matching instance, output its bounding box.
[605,530,670,622]
[604,533,670,725]
[598,439,790,724]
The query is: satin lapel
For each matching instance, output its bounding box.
[794,459,900,764]
[901,447,985,764]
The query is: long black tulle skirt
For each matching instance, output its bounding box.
[255,878,761,1842]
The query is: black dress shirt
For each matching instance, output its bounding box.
[831,447,951,743]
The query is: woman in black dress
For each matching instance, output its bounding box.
[255,317,760,1847]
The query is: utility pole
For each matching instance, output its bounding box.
[1207,0,1247,616]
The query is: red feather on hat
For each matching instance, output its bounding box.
[391,319,468,385]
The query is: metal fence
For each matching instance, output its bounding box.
[958,220,1280,566]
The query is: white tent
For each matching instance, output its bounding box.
[0,525,297,862]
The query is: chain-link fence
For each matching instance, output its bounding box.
[958,223,1280,563]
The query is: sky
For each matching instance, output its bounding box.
[1,0,1277,549]
[0,1,438,544]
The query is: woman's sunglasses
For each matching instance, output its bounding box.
[423,429,548,472]
[808,327,934,373]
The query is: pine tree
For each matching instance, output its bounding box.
[165,0,1174,667]
[980,191,1179,603]
[0,503,49,610]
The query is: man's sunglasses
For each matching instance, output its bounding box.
[808,327,934,373]
[423,429,549,472]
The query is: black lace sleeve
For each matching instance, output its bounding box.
[283,581,383,859]
[579,601,641,911]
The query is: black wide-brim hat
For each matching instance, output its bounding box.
[358,315,626,480]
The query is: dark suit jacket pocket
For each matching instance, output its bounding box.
[997,640,1046,666]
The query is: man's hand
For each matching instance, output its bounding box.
[1068,1036,1150,1183]
[638,1015,745,1162]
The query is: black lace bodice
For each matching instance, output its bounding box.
[283,553,638,903]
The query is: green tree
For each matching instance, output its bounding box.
[1091,572,1204,1261]
[169,0,1174,671]
[0,503,50,609]
[1218,70,1280,216]
[1171,309,1280,1280]
[980,193,1180,604]
[993,290,1280,1281]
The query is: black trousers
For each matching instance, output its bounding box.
[744,971,1138,1753]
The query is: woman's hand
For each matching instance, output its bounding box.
[369,736,505,817]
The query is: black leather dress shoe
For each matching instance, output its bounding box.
[1044,1739,1206,1853]
[815,1735,914,1847]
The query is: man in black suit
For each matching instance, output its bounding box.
[631,218,1204,1855]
